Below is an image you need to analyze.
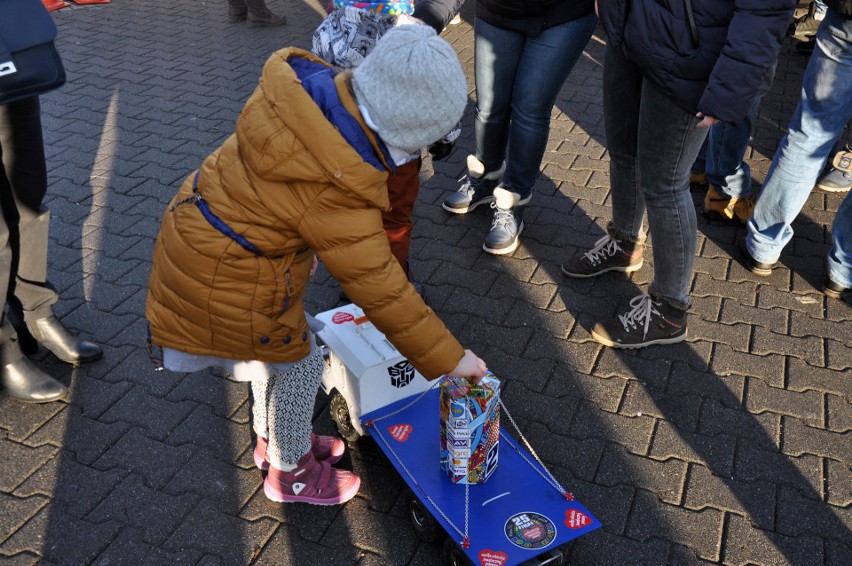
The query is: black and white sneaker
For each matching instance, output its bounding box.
[591,293,687,348]
[562,233,644,278]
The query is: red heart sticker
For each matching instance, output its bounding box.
[388,423,412,442]
[478,549,508,566]
[331,312,355,324]
[565,509,590,529]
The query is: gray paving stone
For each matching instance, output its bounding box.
[162,499,277,564]
[91,527,203,566]
[746,377,823,428]
[595,443,687,505]
[723,513,824,566]
[625,490,724,562]
[87,473,199,545]
[782,416,851,463]
[14,450,126,519]
[0,504,121,564]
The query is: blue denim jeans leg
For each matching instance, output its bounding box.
[604,43,708,310]
[702,63,776,198]
[473,14,597,199]
[828,193,852,288]
[747,10,852,265]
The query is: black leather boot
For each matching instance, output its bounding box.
[227,0,248,22]
[25,315,103,364]
[244,0,286,27]
[1,357,67,403]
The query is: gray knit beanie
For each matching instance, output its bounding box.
[352,25,468,152]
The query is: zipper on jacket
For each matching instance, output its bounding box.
[683,0,699,48]
[281,270,296,313]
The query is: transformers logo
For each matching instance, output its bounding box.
[388,360,415,388]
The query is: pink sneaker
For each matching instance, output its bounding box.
[311,433,346,465]
[254,433,345,470]
[263,451,360,505]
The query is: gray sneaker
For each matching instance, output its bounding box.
[816,151,852,193]
[442,155,506,214]
[482,187,526,255]
[561,233,644,278]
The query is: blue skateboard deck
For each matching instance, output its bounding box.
[362,388,601,566]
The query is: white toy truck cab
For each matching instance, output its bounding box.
[316,303,433,440]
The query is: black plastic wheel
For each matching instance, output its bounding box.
[441,536,473,566]
[405,489,442,544]
[329,392,362,442]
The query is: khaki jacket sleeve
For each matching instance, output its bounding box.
[298,189,465,380]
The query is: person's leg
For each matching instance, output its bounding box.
[227,0,248,22]
[603,43,646,242]
[816,118,852,193]
[561,40,646,277]
[472,18,523,173]
[250,365,344,471]
[826,190,852,295]
[443,17,519,214]
[589,77,705,349]
[242,0,286,27]
[0,97,56,318]
[499,12,597,199]
[483,13,597,254]
[635,80,706,309]
[703,62,777,224]
[382,157,421,276]
[0,100,66,403]
[747,11,852,267]
[263,348,359,504]
[0,97,102,364]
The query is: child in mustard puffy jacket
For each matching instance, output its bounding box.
[146,26,486,506]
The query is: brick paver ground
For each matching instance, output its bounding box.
[1,1,850,565]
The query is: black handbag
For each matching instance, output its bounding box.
[0,0,66,105]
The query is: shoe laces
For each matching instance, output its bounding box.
[617,294,660,338]
[584,235,621,266]
[489,202,517,231]
[457,175,477,196]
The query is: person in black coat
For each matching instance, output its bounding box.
[561,0,793,348]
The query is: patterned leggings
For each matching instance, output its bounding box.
[250,347,324,468]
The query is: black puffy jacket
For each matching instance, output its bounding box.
[598,0,794,124]
[475,0,595,37]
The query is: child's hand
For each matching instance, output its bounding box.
[310,254,319,277]
[448,349,487,384]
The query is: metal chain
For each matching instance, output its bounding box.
[364,379,442,426]
[498,397,573,499]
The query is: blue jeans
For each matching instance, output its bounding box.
[692,63,776,198]
[473,14,597,198]
[829,194,852,288]
[747,9,852,288]
[604,43,708,310]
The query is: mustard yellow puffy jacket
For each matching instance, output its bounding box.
[145,48,464,380]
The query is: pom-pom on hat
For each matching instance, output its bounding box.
[352,25,468,152]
